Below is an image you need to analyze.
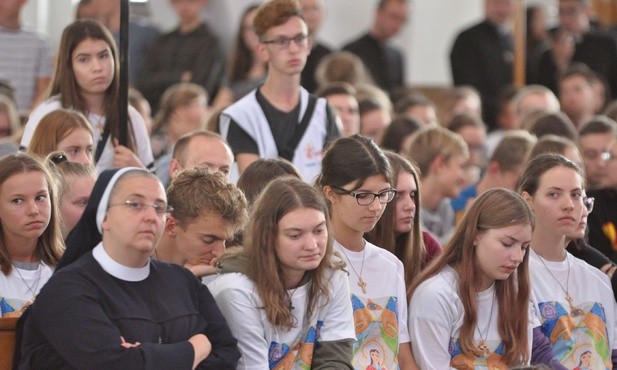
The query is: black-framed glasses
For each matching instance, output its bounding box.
[108,200,174,215]
[332,186,397,206]
[50,153,68,164]
[583,197,595,213]
[261,33,310,49]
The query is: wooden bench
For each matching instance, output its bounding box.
[0,317,18,370]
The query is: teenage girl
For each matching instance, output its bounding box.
[316,135,416,369]
[21,19,153,172]
[0,153,64,317]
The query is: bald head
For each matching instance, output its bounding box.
[170,132,234,179]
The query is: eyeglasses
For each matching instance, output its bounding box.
[601,151,617,162]
[583,197,595,213]
[261,33,310,50]
[108,200,174,215]
[333,186,397,206]
[49,153,68,164]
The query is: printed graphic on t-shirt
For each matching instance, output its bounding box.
[448,337,508,369]
[0,296,29,317]
[538,300,610,368]
[268,320,323,369]
[350,294,400,370]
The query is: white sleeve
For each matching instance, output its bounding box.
[319,270,355,342]
[210,280,269,370]
[20,100,59,148]
[396,259,411,343]
[128,106,154,168]
[408,283,457,370]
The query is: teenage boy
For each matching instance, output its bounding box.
[219,0,339,183]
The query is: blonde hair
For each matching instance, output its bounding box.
[407,126,469,176]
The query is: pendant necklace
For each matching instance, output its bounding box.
[533,249,581,316]
[339,239,367,294]
[12,262,42,301]
[476,289,496,357]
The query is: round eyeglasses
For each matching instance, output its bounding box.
[333,186,397,206]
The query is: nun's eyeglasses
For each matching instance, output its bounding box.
[108,200,174,215]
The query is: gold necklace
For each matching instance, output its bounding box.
[339,239,367,294]
[12,262,42,301]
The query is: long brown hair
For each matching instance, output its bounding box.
[366,151,425,297]
[49,19,135,151]
[409,188,534,365]
[240,177,335,329]
[228,4,262,83]
[0,154,65,274]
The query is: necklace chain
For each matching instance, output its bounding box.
[12,262,42,301]
[476,289,496,356]
[339,239,367,294]
[533,249,573,308]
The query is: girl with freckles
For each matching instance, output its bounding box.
[518,153,617,368]
[208,177,355,368]
[408,188,535,369]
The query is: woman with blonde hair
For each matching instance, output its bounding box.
[408,188,535,368]
[208,177,355,368]
[28,109,94,165]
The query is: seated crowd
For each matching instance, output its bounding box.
[3,0,617,368]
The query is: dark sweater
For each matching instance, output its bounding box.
[19,252,239,369]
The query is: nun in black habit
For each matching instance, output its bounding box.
[18,167,240,369]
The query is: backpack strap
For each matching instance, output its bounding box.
[278,94,318,161]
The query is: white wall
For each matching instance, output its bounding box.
[22,0,557,87]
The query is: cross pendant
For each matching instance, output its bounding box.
[477,340,489,357]
[358,277,367,294]
[565,293,574,308]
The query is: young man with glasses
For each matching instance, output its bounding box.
[578,116,617,190]
[588,137,617,264]
[219,0,339,183]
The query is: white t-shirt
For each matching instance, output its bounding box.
[333,239,410,369]
[0,263,53,316]
[207,267,355,369]
[409,265,534,369]
[530,251,617,368]
[21,97,154,172]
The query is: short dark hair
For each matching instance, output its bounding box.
[393,93,434,115]
[579,115,617,137]
[172,130,228,166]
[559,62,596,85]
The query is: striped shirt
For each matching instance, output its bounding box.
[0,25,52,112]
